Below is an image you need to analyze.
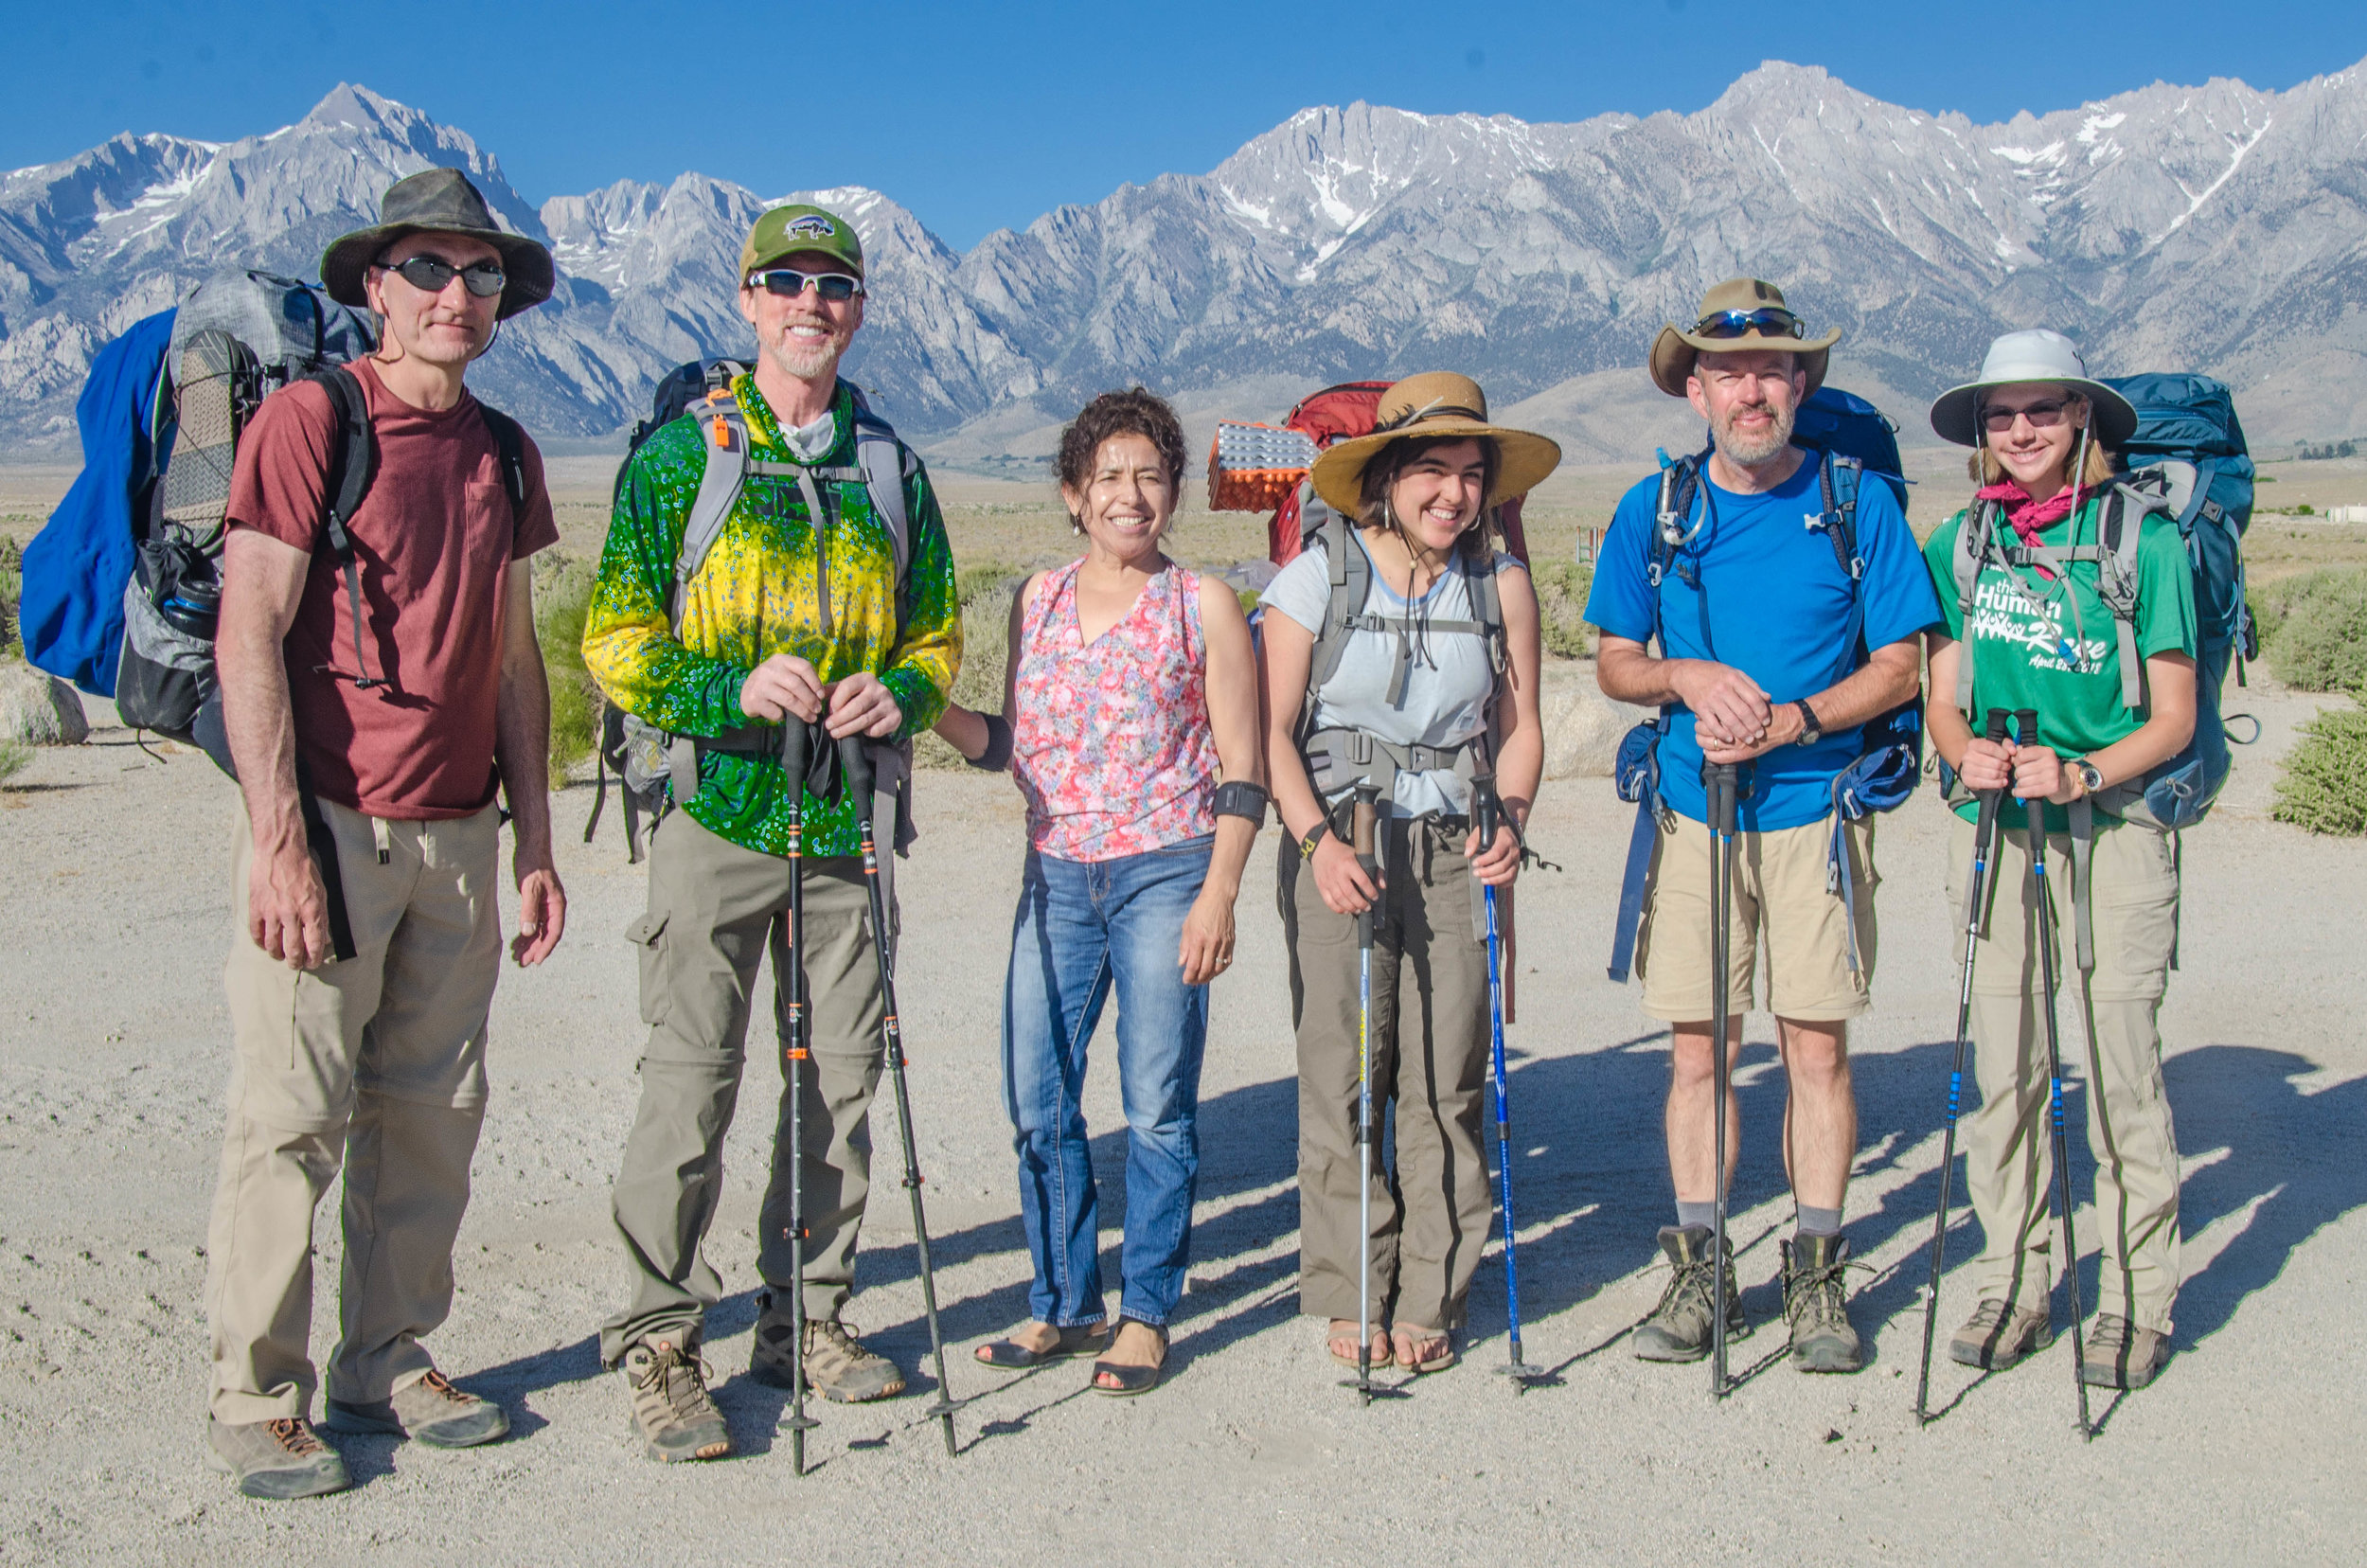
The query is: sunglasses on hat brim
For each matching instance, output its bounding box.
[1693,306,1806,340]
[747,269,864,302]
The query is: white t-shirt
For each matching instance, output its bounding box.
[1261,531,1512,819]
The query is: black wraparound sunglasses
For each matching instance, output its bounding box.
[373,254,507,298]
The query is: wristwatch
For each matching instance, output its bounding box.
[1792,699,1824,747]
[2072,758,2105,797]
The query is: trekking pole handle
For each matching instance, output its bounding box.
[1473,775,1501,847]
[1351,793,1378,870]
[839,733,873,819]
[782,714,809,784]
[1984,708,2011,746]
[2014,709,2039,754]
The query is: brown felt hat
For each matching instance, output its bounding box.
[1648,276,1841,397]
[1308,371,1562,514]
[320,168,555,321]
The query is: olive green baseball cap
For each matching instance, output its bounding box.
[739,204,864,281]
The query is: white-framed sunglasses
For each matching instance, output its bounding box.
[746,269,863,302]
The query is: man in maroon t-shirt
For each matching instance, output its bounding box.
[202,169,569,1501]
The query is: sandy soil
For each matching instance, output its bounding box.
[0,668,2360,1565]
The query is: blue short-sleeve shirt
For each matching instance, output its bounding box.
[1583,451,1941,830]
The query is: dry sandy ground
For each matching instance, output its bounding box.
[0,671,2360,1566]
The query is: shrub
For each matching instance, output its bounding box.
[914,564,1023,771]
[0,535,21,660]
[2273,707,2367,835]
[533,551,601,790]
[1529,558,1593,660]
[0,738,27,789]
[2259,568,2367,694]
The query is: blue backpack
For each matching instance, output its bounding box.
[20,310,177,695]
[1607,386,1921,983]
[1943,372,2253,830]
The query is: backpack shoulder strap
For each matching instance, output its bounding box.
[310,365,383,690]
[474,402,530,516]
[2098,485,2154,711]
[845,385,917,633]
[1307,497,1367,706]
[1950,498,1999,713]
[1646,449,1707,654]
[1819,452,1870,675]
[673,387,751,636]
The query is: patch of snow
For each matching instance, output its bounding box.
[1295,236,1345,282]
[2076,111,2127,144]
[1988,141,2065,167]
[1219,185,1272,230]
[1752,126,1787,181]
[2148,114,2274,245]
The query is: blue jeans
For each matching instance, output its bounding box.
[1003,836,1213,1328]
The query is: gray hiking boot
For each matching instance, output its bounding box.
[323,1368,509,1449]
[2080,1314,2170,1390]
[205,1415,351,1501]
[1949,1299,2056,1370]
[802,1317,908,1403]
[621,1338,732,1464]
[1631,1225,1748,1363]
[1780,1234,1865,1373]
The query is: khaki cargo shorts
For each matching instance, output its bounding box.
[1633,812,1877,1024]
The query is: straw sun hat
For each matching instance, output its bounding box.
[1308,371,1562,515]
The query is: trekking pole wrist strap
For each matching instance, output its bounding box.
[1299,821,1330,859]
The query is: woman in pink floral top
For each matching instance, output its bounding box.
[935,389,1260,1397]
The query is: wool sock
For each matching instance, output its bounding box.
[1676,1201,1717,1231]
[1795,1204,1843,1238]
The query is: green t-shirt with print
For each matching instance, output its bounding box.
[1922,493,2198,829]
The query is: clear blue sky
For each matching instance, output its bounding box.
[8,0,2363,250]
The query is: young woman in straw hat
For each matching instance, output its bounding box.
[1920,329,2197,1392]
[1257,372,1554,1376]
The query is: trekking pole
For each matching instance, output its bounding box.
[2018,709,2094,1441]
[1345,786,1381,1406]
[839,736,961,1457]
[777,717,819,1475]
[1703,760,1741,1401]
[1473,778,1536,1389]
[1915,707,2013,1424]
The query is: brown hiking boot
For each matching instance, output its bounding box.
[1780,1234,1866,1373]
[2080,1314,2170,1390]
[621,1338,732,1463]
[324,1368,509,1449]
[802,1318,907,1403]
[1949,1299,2056,1370]
[205,1415,351,1501]
[1631,1225,1748,1362]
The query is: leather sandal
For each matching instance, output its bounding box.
[1394,1325,1457,1374]
[1326,1320,1389,1369]
[973,1321,1110,1369]
[1090,1320,1167,1398]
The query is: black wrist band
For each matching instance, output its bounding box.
[967,713,1014,773]
[1212,780,1269,827]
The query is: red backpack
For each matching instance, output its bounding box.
[1207,380,1530,565]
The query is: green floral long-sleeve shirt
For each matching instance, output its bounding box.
[582,376,960,858]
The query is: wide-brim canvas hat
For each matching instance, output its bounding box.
[1929,329,2138,448]
[1308,371,1562,514]
[739,204,865,281]
[321,168,555,321]
[1648,276,1842,397]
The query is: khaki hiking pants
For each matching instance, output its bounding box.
[1280,817,1491,1333]
[205,797,502,1425]
[1947,812,2183,1334]
[598,811,891,1366]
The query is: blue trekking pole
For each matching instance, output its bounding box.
[1703,760,1741,1401]
[1915,707,2013,1424]
[776,717,819,1474]
[2018,709,2094,1441]
[1472,778,1537,1389]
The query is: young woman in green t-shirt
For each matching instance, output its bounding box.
[1918,330,2198,1395]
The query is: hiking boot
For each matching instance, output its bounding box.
[204,1415,351,1501]
[1780,1234,1865,1373]
[621,1338,732,1464]
[2080,1314,2170,1390]
[1949,1299,2056,1370]
[1631,1225,1748,1363]
[323,1368,509,1449]
[802,1317,908,1403]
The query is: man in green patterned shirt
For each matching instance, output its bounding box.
[585,204,960,1463]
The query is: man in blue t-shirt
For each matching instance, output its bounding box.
[1583,276,1940,1376]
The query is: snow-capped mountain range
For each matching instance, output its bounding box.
[3,62,2363,458]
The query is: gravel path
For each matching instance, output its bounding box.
[1,684,2360,1565]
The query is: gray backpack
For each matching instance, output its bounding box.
[586,364,919,861]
